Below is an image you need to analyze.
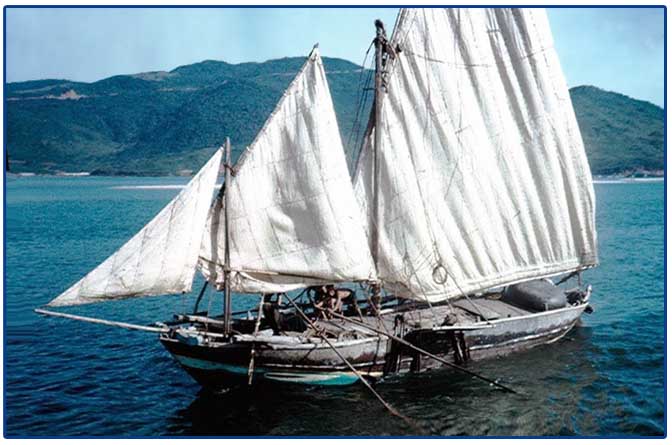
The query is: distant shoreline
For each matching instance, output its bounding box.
[7,167,666,180]
[8,171,664,186]
[593,177,664,184]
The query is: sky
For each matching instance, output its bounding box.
[5,7,665,107]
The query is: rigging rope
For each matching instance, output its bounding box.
[346,42,375,172]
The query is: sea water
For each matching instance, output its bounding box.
[3,176,665,437]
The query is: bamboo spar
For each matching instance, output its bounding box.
[368,19,388,315]
[223,138,232,336]
[35,308,169,333]
[326,309,519,394]
[283,296,424,433]
[371,20,384,273]
[34,308,228,339]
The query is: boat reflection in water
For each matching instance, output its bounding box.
[167,325,598,436]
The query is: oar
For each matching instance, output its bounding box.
[326,309,520,395]
[283,297,426,434]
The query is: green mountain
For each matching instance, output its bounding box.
[569,85,664,176]
[6,57,368,175]
[5,58,664,176]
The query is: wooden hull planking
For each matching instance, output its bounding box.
[160,303,588,388]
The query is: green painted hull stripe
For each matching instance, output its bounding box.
[173,354,360,386]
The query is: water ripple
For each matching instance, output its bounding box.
[4,177,665,437]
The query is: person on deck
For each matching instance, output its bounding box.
[312,285,356,319]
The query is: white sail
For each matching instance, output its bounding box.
[354,8,598,302]
[199,48,377,294]
[48,148,223,306]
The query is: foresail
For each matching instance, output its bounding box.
[199,48,377,294]
[48,148,223,307]
[354,8,598,302]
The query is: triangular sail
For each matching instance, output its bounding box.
[199,48,377,294]
[354,8,598,302]
[48,148,223,306]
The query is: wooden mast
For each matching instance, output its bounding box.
[371,19,387,314]
[223,137,233,336]
[372,19,385,270]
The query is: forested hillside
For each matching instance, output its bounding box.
[6,58,664,176]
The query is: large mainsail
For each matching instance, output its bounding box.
[48,149,223,307]
[354,8,598,302]
[199,48,377,293]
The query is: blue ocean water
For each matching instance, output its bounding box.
[4,176,665,437]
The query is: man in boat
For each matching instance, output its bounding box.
[262,293,307,334]
[311,285,357,319]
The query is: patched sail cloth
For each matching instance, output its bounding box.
[199,48,376,293]
[48,149,223,306]
[353,8,598,302]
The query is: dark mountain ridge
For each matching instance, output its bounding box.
[5,58,664,176]
[570,85,664,176]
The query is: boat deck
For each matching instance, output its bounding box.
[282,295,536,340]
[172,294,540,345]
[452,297,534,319]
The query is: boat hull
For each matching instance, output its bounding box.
[160,303,588,388]
[160,334,388,387]
[404,303,587,373]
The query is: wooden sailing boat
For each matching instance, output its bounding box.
[37,8,598,390]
